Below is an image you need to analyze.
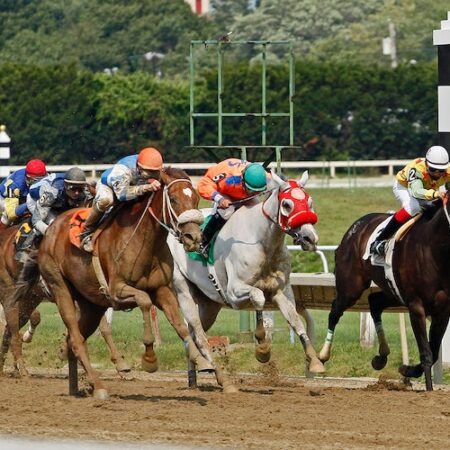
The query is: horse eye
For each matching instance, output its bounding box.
[281,199,294,216]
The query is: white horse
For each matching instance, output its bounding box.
[168,171,325,392]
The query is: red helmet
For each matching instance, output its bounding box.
[137,147,163,170]
[25,159,47,177]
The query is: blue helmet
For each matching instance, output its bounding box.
[243,163,267,192]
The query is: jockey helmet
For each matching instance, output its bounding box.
[137,147,163,170]
[426,146,449,170]
[25,159,47,178]
[64,167,87,185]
[242,163,267,192]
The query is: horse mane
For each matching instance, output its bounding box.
[164,166,190,180]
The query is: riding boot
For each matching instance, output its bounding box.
[199,213,226,257]
[370,215,404,256]
[80,204,104,253]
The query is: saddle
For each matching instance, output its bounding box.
[69,208,103,252]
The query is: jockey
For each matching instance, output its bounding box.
[371,145,450,256]
[19,167,88,252]
[0,159,47,229]
[80,147,163,252]
[197,158,269,256]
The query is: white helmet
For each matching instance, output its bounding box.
[425,145,449,170]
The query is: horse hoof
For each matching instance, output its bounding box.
[318,349,330,364]
[22,331,33,343]
[93,389,109,400]
[142,357,158,373]
[398,364,423,379]
[114,360,131,373]
[308,358,326,374]
[371,355,387,370]
[118,370,134,381]
[255,348,271,364]
[196,361,215,372]
[255,344,271,364]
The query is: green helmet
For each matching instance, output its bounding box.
[243,163,267,192]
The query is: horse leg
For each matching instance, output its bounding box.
[254,311,271,364]
[273,291,325,374]
[113,283,157,373]
[399,300,432,390]
[2,300,27,377]
[429,313,450,367]
[22,308,41,344]
[97,314,132,378]
[44,263,109,398]
[154,285,216,374]
[0,325,11,374]
[368,291,400,370]
[319,288,363,364]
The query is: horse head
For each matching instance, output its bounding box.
[268,171,318,251]
[159,168,204,252]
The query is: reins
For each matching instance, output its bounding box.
[114,178,203,262]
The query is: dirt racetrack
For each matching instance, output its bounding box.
[0,368,449,449]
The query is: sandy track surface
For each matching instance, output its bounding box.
[0,368,449,449]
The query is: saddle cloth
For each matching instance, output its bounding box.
[69,208,91,249]
[187,215,217,266]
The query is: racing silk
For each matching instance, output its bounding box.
[28,173,86,235]
[396,158,450,201]
[197,158,258,203]
[0,168,30,220]
[100,154,145,202]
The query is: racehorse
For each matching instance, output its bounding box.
[318,197,450,391]
[168,171,326,391]
[0,223,133,378]
[13,167,208,399]
[0,225,42,376]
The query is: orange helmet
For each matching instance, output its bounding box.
[137,147,163,170]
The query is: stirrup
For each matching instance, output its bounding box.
[370,240,386,256]
[81,234,93,253]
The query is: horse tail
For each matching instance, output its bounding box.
[13,249,40,303]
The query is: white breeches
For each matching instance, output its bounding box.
[94,182,115,212]
[393,181,423,216]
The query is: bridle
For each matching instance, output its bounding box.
[114,178,203,262]
[147,178,204,240]
[261,183,317,239]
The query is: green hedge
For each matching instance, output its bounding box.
[0,60,438,165]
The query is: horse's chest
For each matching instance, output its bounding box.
[253,270,286,296]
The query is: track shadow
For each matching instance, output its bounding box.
[117,394,208,406]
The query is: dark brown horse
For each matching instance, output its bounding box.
[318,198,450,390]
[0,225,42,376]
[14,168,208,399]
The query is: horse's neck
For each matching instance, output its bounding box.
[235,194,285,250]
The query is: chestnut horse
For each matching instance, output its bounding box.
[13,168,208,399]
[319,198,450,390]
[0,222,135,377]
